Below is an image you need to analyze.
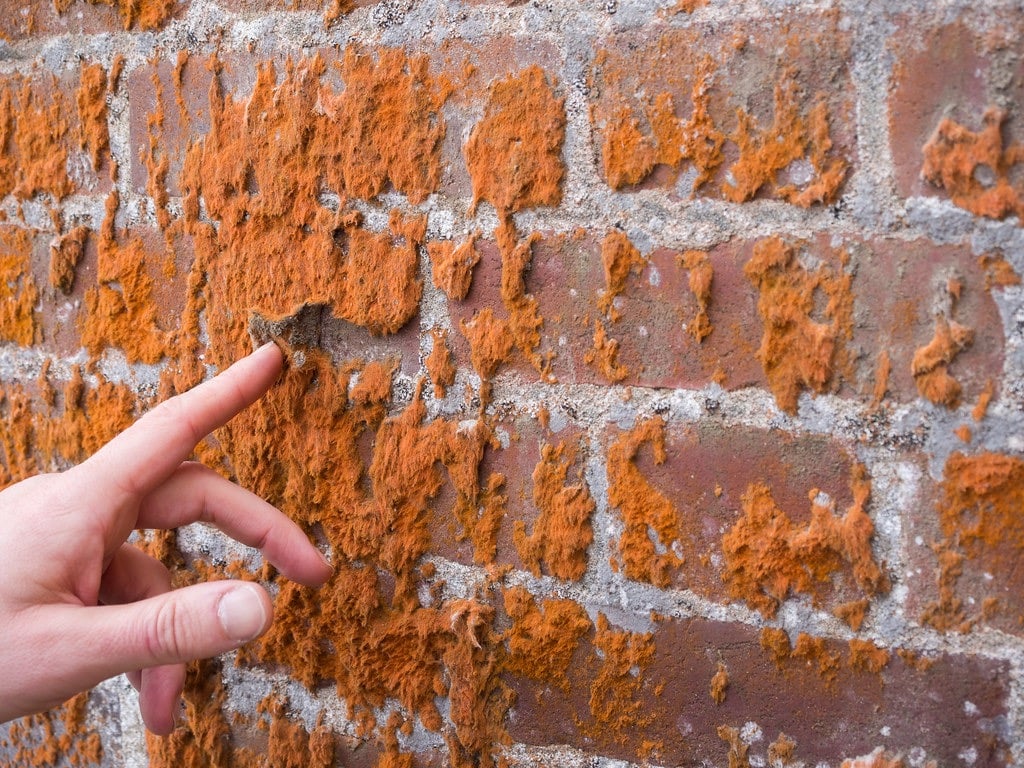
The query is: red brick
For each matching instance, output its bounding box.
[445,233,758,389]
[127,55,216,199]
[0,0,184,38]
[841,235,1006,408]
[433,37,563,203]
[905,450,1024,637]
[589,14,854,203]
[508,611,1011,766]
[602,418,876,613]
[130,42,564,207]
[40,223,195,359]
[428,409,593,578]
[535,233,762,389]
[127,50,281,199]
[0,67,111,202]
[889,14,1024,204]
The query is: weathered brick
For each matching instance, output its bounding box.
[535,233,763,389]
[508,611,1011,766]
[126,54,218,199]
[889,14,1024,214]
[602,417,886,618]
[839,235,1006,409]
[434,37,564,204]
[130,42,564,209]
[0,0,182,38]
[0,67,111,203]
[428,410,594,581]
[446,231,1006,411]
[905,450,1024,637]
[589,14,854,204]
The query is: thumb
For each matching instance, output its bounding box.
[67,581,273,682]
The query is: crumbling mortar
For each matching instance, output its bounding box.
[842,0,904,233]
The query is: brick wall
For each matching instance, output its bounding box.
[1,0,1023,766]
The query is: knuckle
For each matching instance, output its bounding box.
[145,599,185,665]
[146,395,193,434]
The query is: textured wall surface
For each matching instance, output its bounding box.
[1,0,1024,766]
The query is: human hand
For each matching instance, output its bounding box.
[0,343,332,735]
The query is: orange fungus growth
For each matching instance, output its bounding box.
[426,327,456,399]
[580,614,657,746]
[80,189,171,363]
[601,59,724,194]
[710,661,729,705]
[501,586,592,691]
[514,441,596,581]
[848,639,890,674]
[724,74,847,206]
[585,320,630,383]
[49,225,88,295]
[497,216,552,378]
[0,76,73,201]
[912,316,974,408]
[721,465,888,618]
[430,232,481,301]
[679,249,713,341]
[744,236,854,414]
[598,230,645,321]
[0,226,38,345]
[76,62,109,169]
[923,452,1024,630]
[464,66,566,214]
[606,417,684,588]
[921,107,1024,223]
[461,308,514,383]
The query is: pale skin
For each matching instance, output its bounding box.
[0,343,333,735]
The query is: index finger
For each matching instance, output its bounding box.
[80,342,284,503]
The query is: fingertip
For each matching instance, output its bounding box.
[281,546,334,588]
[311,549,334,586]
[253,340,285,367]
[139,664,186,736]
[144,708,175,737]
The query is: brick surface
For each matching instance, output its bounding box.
[508,611,1011,766]
[427,409,593,579]
[602,418,871,608]
[446,231,1006,409]
[0,67,111,203]
[0,0,182,38]
[890,13,1024,205]
[905,449,1024,637]
[589,14,854,204]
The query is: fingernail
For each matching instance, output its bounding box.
[317,549,334,572]
[218,585,268,643]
